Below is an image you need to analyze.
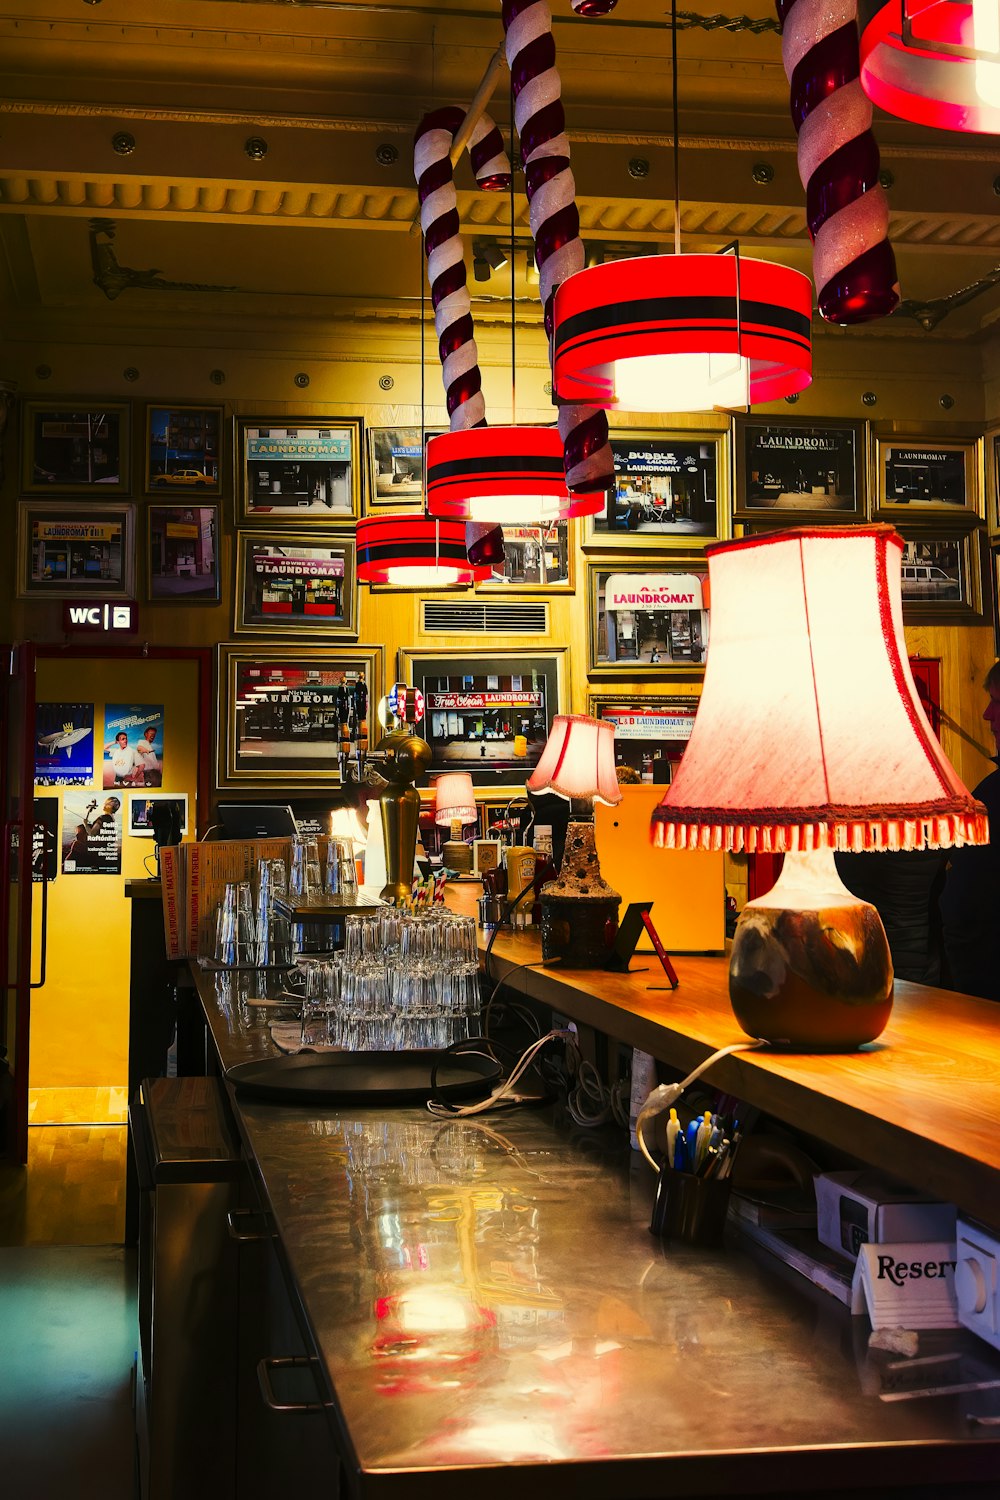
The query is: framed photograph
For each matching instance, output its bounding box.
[476,521,574,591]
[147,505,220,603]
[588,692,700,784]
[216,644,383,789]
[21,400,130,494]
[367,425,426,508]
[397,647,567,791]
[875,435,981,517]
[145,403,222,494]
[986,429,1000,536]
[128,792,189,838]
[588,563,710,675]
[734,416,864,519]
[235,415,362,521]
[234,530,358,638]
[896,526,988,623]
[584,430,727,550]
[17,501,136,599]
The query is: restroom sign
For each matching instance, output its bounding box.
[62,601,138,635]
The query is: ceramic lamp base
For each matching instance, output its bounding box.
[540,893,620,968]
[728,847,893,1050]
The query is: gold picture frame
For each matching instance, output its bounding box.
[583,428,729,551]
[587,560,710,677]
[216,642,384,789]
[233,529,358,638]
[873,433,982,519]
[235,414,363,523]
[21,400,131,495]
[18,500,136,600]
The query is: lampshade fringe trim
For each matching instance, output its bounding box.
[650,806,989,853]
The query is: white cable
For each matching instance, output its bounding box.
[634,1039,765,1173]
[426,1028,574,1118]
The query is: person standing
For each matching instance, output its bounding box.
[135,723,162,786]
[104,730,143,786]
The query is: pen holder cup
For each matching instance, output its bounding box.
[649,1167,731,1247]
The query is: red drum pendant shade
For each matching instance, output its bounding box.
[552,254,813,412]
[356,516,491,587]
[859,0,1000,133]
[426,428,605,523]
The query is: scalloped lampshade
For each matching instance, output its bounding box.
[433,772,478,827]
[527,714,623,808]
[651,524,987,1050]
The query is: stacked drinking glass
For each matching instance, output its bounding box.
[298,908,480,1051]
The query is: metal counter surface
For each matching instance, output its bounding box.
[191,966,1000,1500]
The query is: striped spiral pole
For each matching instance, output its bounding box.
[414,107,512,431]
[501,0,614,494]
[777,0,899,324]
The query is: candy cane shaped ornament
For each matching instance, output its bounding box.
[778,0,899,324]
[502,0,614,494]
[414,107,512,432]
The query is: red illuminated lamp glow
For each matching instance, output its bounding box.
[356,515,490,587]
[858,0,1000,133]
[552,254,813,412]
[425,428,605,523]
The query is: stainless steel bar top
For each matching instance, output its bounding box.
[191,966,1000,1500]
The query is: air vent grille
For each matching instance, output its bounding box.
[421,600,549,635]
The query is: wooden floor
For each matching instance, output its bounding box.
[0,1121,126,1247]
[29,1085,128,1127]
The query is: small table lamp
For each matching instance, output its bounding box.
[434,772,478,877]
[651,524,988,1050]
[527,714,623,967]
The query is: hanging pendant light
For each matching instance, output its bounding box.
[426,426,604,523]
[356,515,491,587]
[858,0,1000,132]
[549,0,812,415]
[552,251,813,413]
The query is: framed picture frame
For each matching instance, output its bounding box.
[874,434,982,518]
[21,400,131,495]
[234,530,358,638]
[895,525,988,623]
[128,792,189,838]
[476,521,575,591]
[18,501,136,600]
[986,428,1000,536]
[583,430,728,550]
[235,415,362,522]
[588,692,700,784]
[147,504,220,604]
[216,643,384,789]
[397,647,568,791]
[734,415,865,520]
[588,562,710,676]
[366,425,427,509]
[145,403,223,495]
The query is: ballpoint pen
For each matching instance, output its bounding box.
[665,1107,681,1169]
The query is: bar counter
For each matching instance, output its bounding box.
[187,910,1000,1500]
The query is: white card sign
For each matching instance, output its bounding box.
[851,1241,960,1329]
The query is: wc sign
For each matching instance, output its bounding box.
[62,601,138,635]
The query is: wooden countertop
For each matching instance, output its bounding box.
[441,885,1000,1222]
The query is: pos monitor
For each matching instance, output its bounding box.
[217,803,299,839]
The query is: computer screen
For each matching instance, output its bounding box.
[217,803,299,839]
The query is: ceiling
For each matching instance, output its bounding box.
[3,0,1000,360]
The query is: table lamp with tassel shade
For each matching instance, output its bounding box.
[651,525,988,1050]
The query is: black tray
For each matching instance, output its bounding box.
[225,1049,501,1105]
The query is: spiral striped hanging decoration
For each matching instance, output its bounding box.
[777,0,899,324]
[501,0,614,494]
[414,106,512,431]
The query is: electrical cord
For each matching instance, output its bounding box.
[565,1049,630,1129]
[426,1028,575,1118]
[635,1040,766,1173]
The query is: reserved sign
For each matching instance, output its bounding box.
[852,1241,960,1329]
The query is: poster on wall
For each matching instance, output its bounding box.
[32,797,59,882]
[35,702,95,785]
[103,704,164,788]
[61,792,123,876]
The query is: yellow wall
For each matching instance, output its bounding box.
[30,655,199,1093]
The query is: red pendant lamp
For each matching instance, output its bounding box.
[859,0,1000,132]
[426,426,604,523]
[356,515,491,587]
